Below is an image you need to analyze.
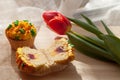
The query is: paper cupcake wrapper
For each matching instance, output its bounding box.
[17,61,68,76]
[7,37,35,50]
[30,65,51,76]
[20,64,68,76]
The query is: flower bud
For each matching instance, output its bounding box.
[42,11,71,35]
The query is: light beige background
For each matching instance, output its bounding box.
[0,0,120,80]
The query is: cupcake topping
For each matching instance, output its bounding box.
[7,24,12,30]
[23,20,29,22]
[29,23,33,26]
[28,54,35,59]
[14,20,19,26]
[15,35,20,40]
[30,29,36,37]
[6,20,37,40]
[55,46,65,53]
[19,28,25,34]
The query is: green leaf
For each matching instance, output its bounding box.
[68,17,103,38]
[70,31,105,49]
[67,32,114,61]
[101,20,115,36]
[75,43,114,62]
[81,14,99,30]
[101,35,120,64]
[85,36,106,49]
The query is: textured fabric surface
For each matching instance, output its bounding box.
[0,0,120,80]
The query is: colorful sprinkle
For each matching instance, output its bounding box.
[7,24,12,30]
[14,20,19,26]
[19,28,25,34]
[28,54,35,59]
[30,29,36,37]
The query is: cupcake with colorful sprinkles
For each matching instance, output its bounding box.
[5,20,37,50]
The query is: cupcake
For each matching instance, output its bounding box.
[5,20,37,50]
[16,37,74,76]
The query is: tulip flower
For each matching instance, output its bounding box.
[42,11,71,35]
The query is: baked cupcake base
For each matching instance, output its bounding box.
[30,64,68,76]
[7,37,35,50]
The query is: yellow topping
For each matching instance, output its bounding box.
[6,20,37,40]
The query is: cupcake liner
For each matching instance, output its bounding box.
[31,65,51,76]
[22,64,68,76]
[6,36,35,50]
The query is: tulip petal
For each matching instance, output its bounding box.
[61,14,71,27]
[43,11,58,24]
[48,18,67,35]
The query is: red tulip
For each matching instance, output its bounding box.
[42,11,72,35]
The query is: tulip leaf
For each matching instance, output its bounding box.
[101,20,115,36]
[84,36,106,49]
[101,35,120,64]
[68,17,103,38]
[70,31,105,49]
[81,14,99,30]
[67,32,114,61]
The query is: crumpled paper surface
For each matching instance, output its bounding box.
[0,0,120,80]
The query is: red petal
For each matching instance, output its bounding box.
[48,19,67,35]
[43,11,58,24]
[58,13,71,27]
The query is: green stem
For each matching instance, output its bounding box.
[67,31,115,61]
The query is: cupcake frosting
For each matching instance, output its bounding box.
[6,20,36,40]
